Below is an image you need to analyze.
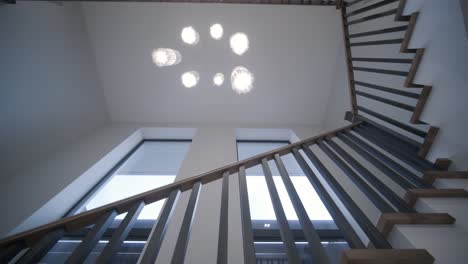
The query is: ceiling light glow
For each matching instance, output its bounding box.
[231,66,254,94]
[181,71,199,88]
[230,33,249,56]
[151,48,181,67]
[181,26,199,45]
[213,73,224,86]
[210,24,223,40]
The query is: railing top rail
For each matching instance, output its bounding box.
[0,121,361,247]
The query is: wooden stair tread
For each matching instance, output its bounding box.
[340,249,434,264]
[405,189,468,207]
[423,171,468,184]
[376,213,455,237]
[418,126,439,158]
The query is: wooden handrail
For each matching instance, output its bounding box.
[0,122,362,247]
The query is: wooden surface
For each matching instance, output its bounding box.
[418,126,439,158]
[404,189,468,207]
[411,86,432,124]
[340,249,434,264]
[423,171,468,185]
[376,213,455,237]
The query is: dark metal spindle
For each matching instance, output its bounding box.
[345,131,431,189]
[66,210,118,264]
[97,201,145,263]
[273,154,331,264]
[337,132,415,190]
[324,139,414,213]
[139,189,181,264]
[16,228,66,264]
[216,171,230,264]
[301,146,392,249]
[171,182,202,264]
[238,165,256,263]
[317,140,395,213]
[291,148,365,249]
[261,158,301,263]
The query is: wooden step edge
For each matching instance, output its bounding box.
[405,48,426,88]
[395,0,411,22]
[400,12,419,53]
[434,158,452,171]
[423,171,468,185]
[404,189,468,207]
[340,249,434,264]
[410,86,432,124]
[376,212,455,237]
[417,126,439,158]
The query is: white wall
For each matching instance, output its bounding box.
[405,0,468,170]
[0,3,110,180]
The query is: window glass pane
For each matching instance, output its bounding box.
[77,140,191,220]
[237,141,331,222]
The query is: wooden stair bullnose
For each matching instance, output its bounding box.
[376,213,455,237]
[340,249,434,264]
[423,171,468,184]
[404,189,468,207]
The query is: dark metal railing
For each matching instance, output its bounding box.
[0,119,441,263]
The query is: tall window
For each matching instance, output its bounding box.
[41,140,192,263]
[237,141,347,264]
[71,140,191,219]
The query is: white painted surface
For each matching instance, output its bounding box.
[1,124,140,237]
[0,2,110,179]
[81,2,343,127]
[405,0,468,169]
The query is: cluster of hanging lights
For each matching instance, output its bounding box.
[151,24,254,94]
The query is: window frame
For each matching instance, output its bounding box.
[64,139,192,218]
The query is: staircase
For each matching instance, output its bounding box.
[1,0,467,263]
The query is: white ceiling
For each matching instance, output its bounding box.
[82,3,343,126]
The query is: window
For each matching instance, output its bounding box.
[42,140,192,263]
[237,141,347,264]
[70,140,191,220]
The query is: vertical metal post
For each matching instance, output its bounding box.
[98,201,145,263]
[345,131,431,189]
[216,171,230,264]
[301,146,392,249]
[291,148,365,249]
[261,158,301,263]
[139,189,180,264]
[171,182,202,264]
[274,154,330,264]
[238,165,256,263]
[324,139,414,213]
[337,132,416,190]
[16,228,66,264]
[317,140,395,213]
[66,210,118,264]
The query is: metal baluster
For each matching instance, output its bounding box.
[171,182,202,264]
[17,228,66,264]
[273,154,330,264]
[66,210,118,264]
[337,132,415,190]
[301,146,392,249]
[261,158,301,263]
[238,165,256,263]
[98,201,145,263]
[139,189,180,264]
[324,139,415,213]
[291,148,365,249]
[344,131,431,189]
[317,140,395,213]
[217,171,230,264]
